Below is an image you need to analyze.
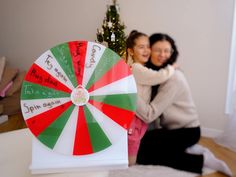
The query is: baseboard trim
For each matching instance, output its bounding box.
[201,127,223,138]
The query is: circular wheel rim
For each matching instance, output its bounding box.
[21,41,137,156]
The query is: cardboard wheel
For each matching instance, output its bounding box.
[21,41,137,156]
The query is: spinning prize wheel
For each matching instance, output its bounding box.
[21,41,137,156]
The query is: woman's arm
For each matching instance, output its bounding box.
[136,73,182,123]
[132,63,175,86]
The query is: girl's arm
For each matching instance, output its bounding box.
[136,73,182,123]
[132,63,175,86]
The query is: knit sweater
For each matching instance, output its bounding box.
[136,70,200,129]
[132,63,174,103]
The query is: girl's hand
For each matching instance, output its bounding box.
[172,62,179,69]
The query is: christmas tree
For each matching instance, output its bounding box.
[96,0,126,57]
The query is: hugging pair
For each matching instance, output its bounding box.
[126,30,232,176]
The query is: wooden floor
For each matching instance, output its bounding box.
[0,113,235,177]
[198,138,236,177]
[0,113,27,133]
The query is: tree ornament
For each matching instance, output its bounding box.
[103,19,107,27]
[100,28,104,34]
[101,41,108,47]
[107,20,113,28]
[111,32,115,42]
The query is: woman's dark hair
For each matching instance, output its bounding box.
[147,33,179,70]
[125,30,148,61]
[146,33,179,101]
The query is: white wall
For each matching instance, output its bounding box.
[0,0,234,133]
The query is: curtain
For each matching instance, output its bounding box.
[215,0,236,152]
[215,91,236,152]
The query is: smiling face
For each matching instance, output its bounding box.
[150,40,173,67]
[128,36,150,65]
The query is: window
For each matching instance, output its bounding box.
[226,0,236,114]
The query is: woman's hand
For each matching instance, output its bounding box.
[172,62,179,69]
